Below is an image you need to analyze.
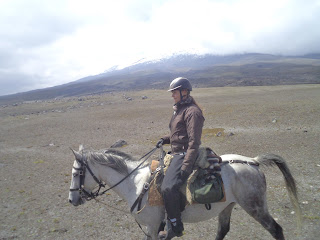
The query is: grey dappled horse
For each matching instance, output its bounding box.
[69,146,301,240]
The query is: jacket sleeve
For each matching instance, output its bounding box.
[161,135,170,144]
[181,108,204,174]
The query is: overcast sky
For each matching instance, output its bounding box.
[0,0,319,96]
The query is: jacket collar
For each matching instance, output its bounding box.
[173,96,193,112]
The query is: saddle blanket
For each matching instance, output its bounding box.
[148,148,226,206]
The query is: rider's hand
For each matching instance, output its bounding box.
[156,139,164,148]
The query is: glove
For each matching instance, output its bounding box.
[180,170,190,182]
[156,139,164,148]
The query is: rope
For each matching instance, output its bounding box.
[93,198,130,214]
[93,198,151,238]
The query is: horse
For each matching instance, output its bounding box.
[68,145,301,240]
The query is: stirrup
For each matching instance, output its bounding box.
[158,220,183,239]
[158,229,177,240]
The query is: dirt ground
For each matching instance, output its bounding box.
[1,84,319,240]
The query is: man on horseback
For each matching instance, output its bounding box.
[157,77,205,239]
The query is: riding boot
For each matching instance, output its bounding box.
[158,218,184,239]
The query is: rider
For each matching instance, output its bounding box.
[157,77,205,239]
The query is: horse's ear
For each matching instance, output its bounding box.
[70,148,82,161]
[79,144,84,152]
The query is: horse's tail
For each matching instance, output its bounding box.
[255,154,302,230]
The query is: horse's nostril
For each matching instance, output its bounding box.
[69,199,72,203]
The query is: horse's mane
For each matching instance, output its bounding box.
[82,148,138,175]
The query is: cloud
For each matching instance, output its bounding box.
[0,1,81,47]
[144,0,320,55]
[0,0,320,96]
[0,72,43,96]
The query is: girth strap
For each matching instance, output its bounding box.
[130,167,160,213]
[221,159,259,166]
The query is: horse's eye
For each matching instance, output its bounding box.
[73,173,79,177]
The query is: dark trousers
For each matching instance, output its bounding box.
[160,154,186,221]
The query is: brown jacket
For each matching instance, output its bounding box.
[162,98,205,174]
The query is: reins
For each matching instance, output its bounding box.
[97,147,158,196]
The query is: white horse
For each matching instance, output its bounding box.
[68,146,301,240]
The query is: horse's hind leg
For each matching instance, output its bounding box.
[238,198,284,240]
[250,210,284,240]
[215,202,236,240]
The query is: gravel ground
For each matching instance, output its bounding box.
[0,84,319,240]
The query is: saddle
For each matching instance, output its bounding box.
[148,147,226,207]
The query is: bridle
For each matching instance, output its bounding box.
[69,147,158,202]
[69,156,106,201]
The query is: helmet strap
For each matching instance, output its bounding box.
[179,89,183,102]
[179,89,189,103]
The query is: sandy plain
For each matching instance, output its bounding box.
[0,84,319,240]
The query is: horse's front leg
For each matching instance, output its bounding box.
[142,217,166,240]
[143,225,160,240]
[135,205,165,240]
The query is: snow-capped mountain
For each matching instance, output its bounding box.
[1,53,320,103]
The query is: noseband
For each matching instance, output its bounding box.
[69,157,105,201]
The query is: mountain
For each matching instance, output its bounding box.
[1,53,320,104]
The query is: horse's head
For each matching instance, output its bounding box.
[68,145,103,206]
[69,146,142,207]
